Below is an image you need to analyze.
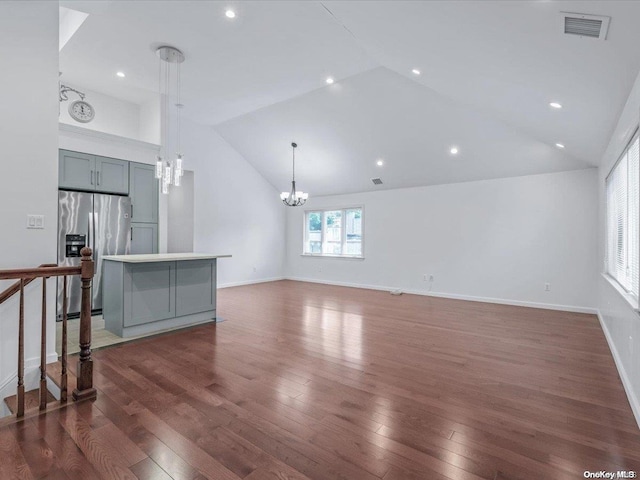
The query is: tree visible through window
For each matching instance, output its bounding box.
[304,207,363,257]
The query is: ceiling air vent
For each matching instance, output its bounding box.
[562,12,610,40]
[371,178,383,185]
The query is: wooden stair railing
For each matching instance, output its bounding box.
[0,263,57,305]
[0,248,95,420]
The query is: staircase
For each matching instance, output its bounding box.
[1,361,77,426]
[0,249,96,425]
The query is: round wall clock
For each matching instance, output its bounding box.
[68,100,95,123]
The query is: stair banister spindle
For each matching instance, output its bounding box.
[17,279,25,418]
[39,276,47,410]
[61,275,68,403]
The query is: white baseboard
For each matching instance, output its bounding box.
[597,311,640,429]
[284,276,597,314]
[218,276,285,289]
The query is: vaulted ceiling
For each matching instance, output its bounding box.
[60,1,640,195]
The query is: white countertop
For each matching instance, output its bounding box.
[102,253,232,263]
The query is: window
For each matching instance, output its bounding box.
[606,130,639,299]
[304,207,363,258]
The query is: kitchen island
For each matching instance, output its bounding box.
[102,253,231,338]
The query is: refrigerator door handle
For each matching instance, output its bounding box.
[93,211,97,254]
[87,216,91,249]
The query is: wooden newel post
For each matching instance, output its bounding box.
[73,247,96,401]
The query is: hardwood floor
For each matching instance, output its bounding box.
[2,280,639,479]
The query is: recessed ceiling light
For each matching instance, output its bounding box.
[412,69,421,75]
[450,147,459,155]
[376,159,384,166]
[556,143,565,149]
[225,9,236,18]
[326,77,334,85]
[549,102,562,109]
[116,71,125,78]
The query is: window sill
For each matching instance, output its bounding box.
[301,254,364,260]
[601,273,640,313]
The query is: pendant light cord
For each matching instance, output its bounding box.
[158,52,163,161]
[166,56,170,166]
[177,61,181,154]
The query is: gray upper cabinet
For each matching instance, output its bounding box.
[129,162,159,223]
[95,156,129,194]
[59,150,129,194]
[59,150,95,191]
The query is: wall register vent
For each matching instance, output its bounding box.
[371,178,383,185]
[562,12,610,40]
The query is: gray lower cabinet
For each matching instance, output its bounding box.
[59,149,129,194]
[103,258,217,337]
[129,162,159,223]
[124,262,176,327]
[176,260,216,316]
[130,223,158,254]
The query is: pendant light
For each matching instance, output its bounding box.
[280,142,309,206]
[155,45,185,194]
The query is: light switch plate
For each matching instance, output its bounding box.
[27,214,45,229]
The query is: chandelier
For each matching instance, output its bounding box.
[155,46,185,194]
[280,142,309,206]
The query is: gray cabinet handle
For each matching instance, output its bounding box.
[130,227,133,241]
[130,204,133,219]
[90,170,94,185]
[97,171,100,185]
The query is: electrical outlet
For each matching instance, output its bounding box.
[429,274,434,282]
[544,283,550,292]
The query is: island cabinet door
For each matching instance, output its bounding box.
[176,260,216,317]
[123,262,176,327]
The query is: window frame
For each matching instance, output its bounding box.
[605,127,640,307]
[302,205,365,259]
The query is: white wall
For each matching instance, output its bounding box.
[597,69,640,427]
[167,171,195,253]
[189,121,286,286]
[59,84,141,140]
[285,169,598,312]
[139,98,161,145]
[0,2,59,395]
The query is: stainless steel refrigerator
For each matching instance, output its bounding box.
[57,190,131,317]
